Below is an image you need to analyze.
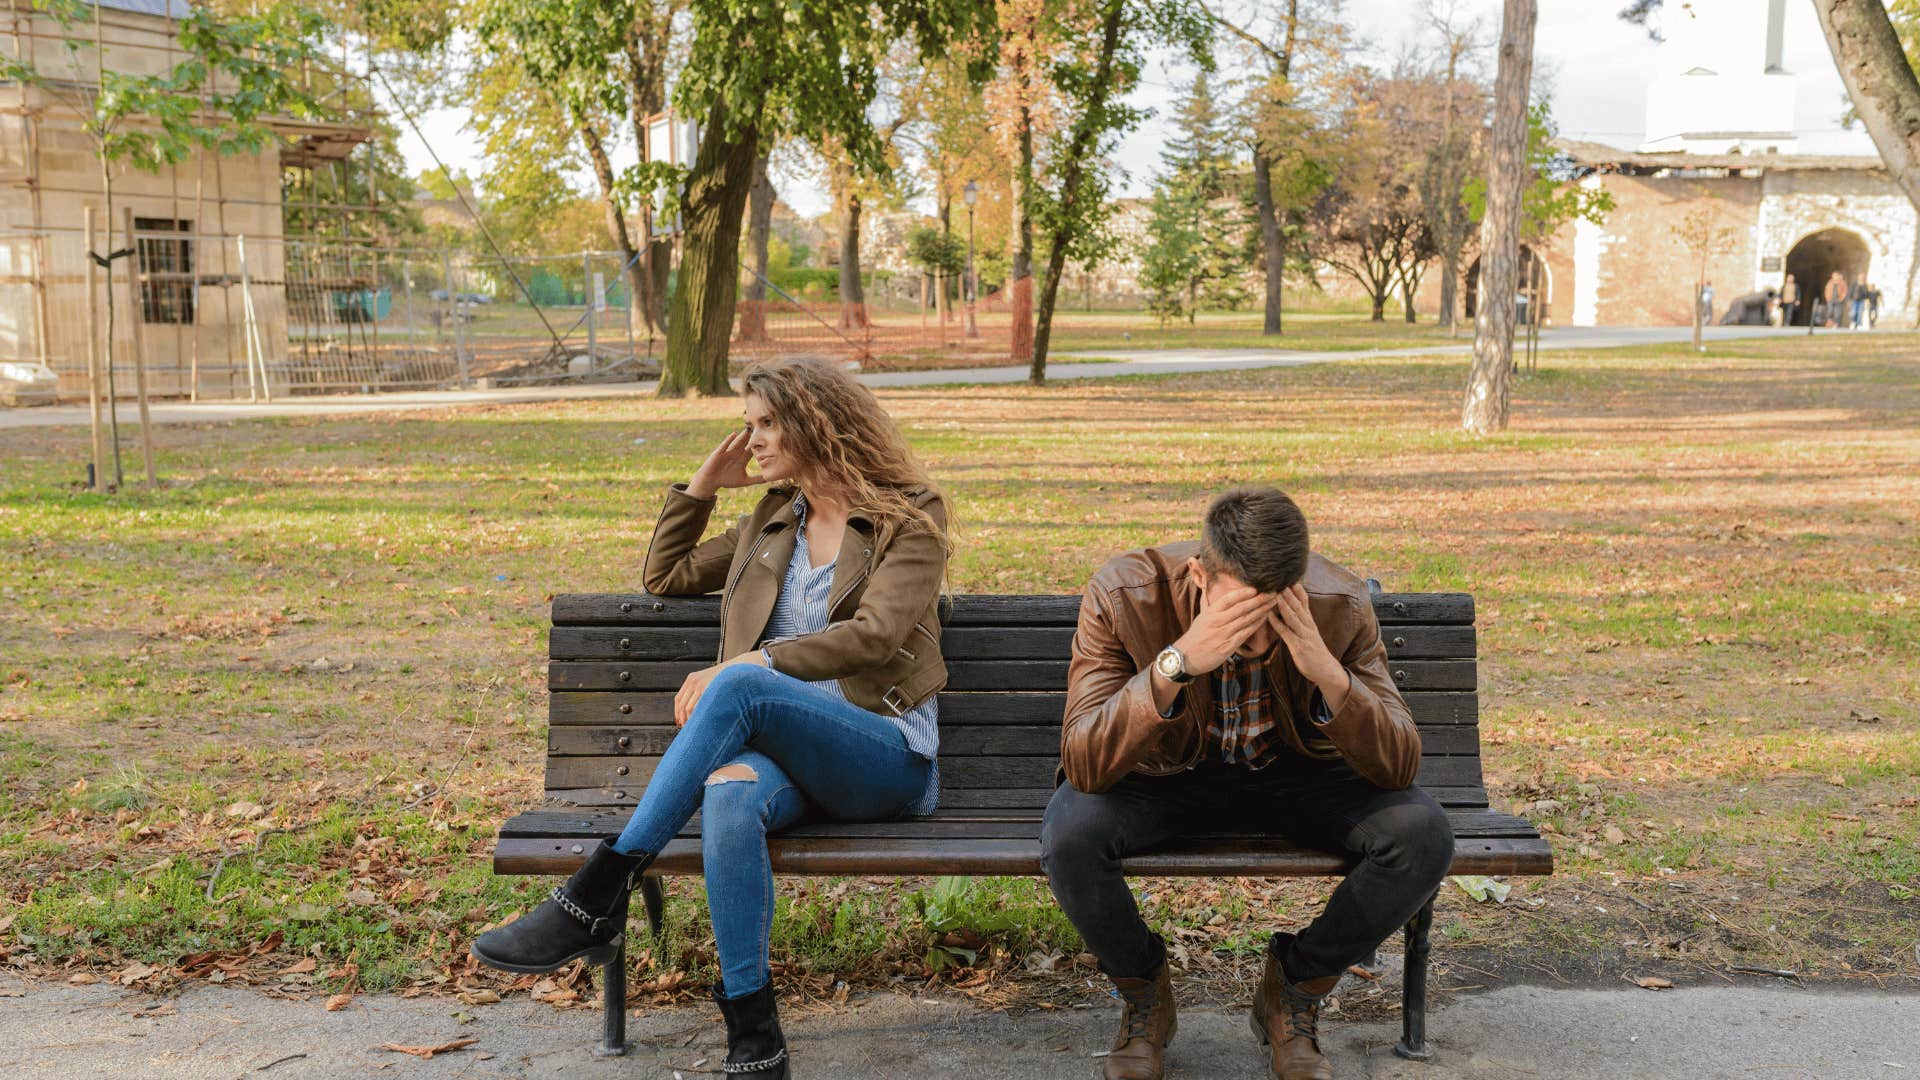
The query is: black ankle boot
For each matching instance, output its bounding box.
[715,981,789,1077]
[470,840,653,973]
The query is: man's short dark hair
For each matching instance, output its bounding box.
[1199,487,1309,593]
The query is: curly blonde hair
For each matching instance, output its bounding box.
[741,356,951,549]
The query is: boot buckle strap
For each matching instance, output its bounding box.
[724,1048,788,1073]
[548,885,606,934]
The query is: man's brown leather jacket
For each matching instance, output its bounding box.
[1060,541,1421,793]
[642,482,949,716]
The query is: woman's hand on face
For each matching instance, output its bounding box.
[686,429,766,500]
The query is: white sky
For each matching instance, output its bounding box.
[392,0,1874,220]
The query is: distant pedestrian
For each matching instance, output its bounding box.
[1867,283,1882,327]
[1780,274,1799,327]
[1699,280,1716,325]
[1823,272,1849,328]
[1849,276,1868,330]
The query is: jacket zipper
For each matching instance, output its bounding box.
[825,549,872,616]
[717,529,771,662]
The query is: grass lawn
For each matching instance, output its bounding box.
[2,330,1915,1009]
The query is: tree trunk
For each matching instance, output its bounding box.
[659,100,760,398]
[1402,278,1418,323]
[1462,0,1536,435]
[623,10,673,336]
[1440,249,1461,336]
[1253,149,1284,335]
[839,191,867,328]
[1370,291,1386,321]
[738,151,775,341]
[1031,0,1128,384]
[1811,0,1920,324]
[577,116,652,346]
[1009,109,1035,362]
[1812,0,1920,211]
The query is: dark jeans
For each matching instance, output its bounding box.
[1040,758,1453,984]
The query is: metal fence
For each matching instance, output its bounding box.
[0,229,662,401]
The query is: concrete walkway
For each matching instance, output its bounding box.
[0,324,1831,431]
[0,979,1912,1079]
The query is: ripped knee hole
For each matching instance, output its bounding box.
[704,764,759,786]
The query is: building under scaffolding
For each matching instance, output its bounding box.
[0,0,408,400]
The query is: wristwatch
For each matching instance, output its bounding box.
[1153,645,1194,684]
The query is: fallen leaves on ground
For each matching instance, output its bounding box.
[380,1038,477,1059]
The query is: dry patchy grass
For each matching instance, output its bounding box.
[0,330,1914,1007]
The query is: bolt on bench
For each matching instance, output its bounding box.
[490,589,1553,1059]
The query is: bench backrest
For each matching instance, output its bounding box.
[544,592,1484,812]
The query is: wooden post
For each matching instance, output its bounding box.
[123,208,157,486]
[83,208,108,493]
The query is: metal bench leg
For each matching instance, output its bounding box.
[639,873,666,940]
[594,935,628,1058]
[1393,893,1437,1062]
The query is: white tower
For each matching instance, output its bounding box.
[1640,0,1796,154]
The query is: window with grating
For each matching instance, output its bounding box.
[135,217,194,324]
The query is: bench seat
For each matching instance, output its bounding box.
[488,589,1552,1062]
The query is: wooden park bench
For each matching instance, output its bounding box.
[490,588,1553,1060]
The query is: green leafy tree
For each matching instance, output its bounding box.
[1462,100,1613,246]
[645,0,995,396]
[1140,71,1250,323]
[1027,0,1213,383]
[1140,183,1203,325]
[471,0,681,343]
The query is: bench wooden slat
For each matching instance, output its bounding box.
[551,592,1475,628]
[546,690,1483,728]
[540,783,1496,811]
[544,752,1485,794]
[548,624,1478,663]
[501,807,1546,841]
[545,722,1484,758]
[493,834,1548,878]
[549,658,1477,693]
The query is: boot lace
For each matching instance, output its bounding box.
[1115,984,1159,1042]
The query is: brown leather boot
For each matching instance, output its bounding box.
[1250,933,1339,1080]
[1104,962,1176,1080]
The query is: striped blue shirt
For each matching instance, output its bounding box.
[760,494,940,816]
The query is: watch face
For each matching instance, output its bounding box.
[1156,648,1182,679]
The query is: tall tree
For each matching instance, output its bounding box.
[737,151,776,341]
[987,0,1058,363]
[1419,0,1487,335]
[649,0,992,396]
[1141,72,1249,323]
[1206,0,1315,335]
[1461,0,1535,435]
[471,0,681,343]
[1308,72,1434,322]
[1028,0,1213,383]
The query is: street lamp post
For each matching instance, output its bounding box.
[963,180,979,339]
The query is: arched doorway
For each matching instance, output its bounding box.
[1782,228,1870,326]
[1465,246,1550,326]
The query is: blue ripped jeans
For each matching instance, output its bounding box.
[611,664,931,998]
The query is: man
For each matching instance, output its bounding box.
[1041,488,1452,1080]
[1850,276,1869,330]
[1698,280,1715,326]
[1779,274,1798,328]
[1824,271,1849,328]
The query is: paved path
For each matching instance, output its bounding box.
[0,325,1841,432]
[0,979,1913,1079]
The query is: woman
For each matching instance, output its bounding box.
[473,356,951,1077]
